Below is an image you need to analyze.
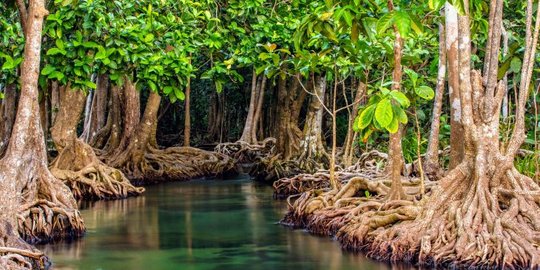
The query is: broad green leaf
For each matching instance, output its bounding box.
[397,107,408,124]
[415,85,435,100]
[393,11,411,37]
[510,57,522,74]
[174,88,185,101]
[375,98,393,128]
[144,34,155,43]
[357,104,377,130]
[148,80,157,91]
[386,116,399,133]
[428,0,445,10]
[41,65,56,75]
[46,48,66,56]
[389,90,410,108]
[163,86,173,94]
[84,80,97,89]
[376,12,394,35]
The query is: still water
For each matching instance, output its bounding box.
[40,176,403,270]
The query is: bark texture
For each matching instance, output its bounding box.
[0,84,18,158]
[1,2,84,268]
[50,85,144,200]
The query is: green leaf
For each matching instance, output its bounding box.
[82,41,100,48]
[510,57,522,74]
[415,85,435,100]
[174,88,185,101]
[356,104,377,130]
[215,80,223,93]
[393,11,411,37]
[375,98,393,128]
[386,116,399,133]
[397,107,408,124]
[84,80,97,89]
[148,80,157,91]
[41,65,56,75]
[46,48,66,56]
[376,12,394,35]
[163,86,173,94]
[428,0,445,10]
[389,90,410,108]
[144,34,155,43]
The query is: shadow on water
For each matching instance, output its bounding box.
[38,176,418,270]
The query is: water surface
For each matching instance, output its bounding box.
[41,176,403,270]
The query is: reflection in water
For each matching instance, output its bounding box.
[39,177,415,270]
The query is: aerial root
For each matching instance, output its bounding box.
[51,139,144,200]
[17,199,85,244]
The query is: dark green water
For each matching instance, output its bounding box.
[40,176,402,270]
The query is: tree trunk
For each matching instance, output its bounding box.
[446,3,465,169]
[347,2,540,267]
[81,74,109,143]
[424,14,446,179]
[343,80,366,167]
[49,85,143,200]
[184,76,191,147]
[386,0,406,200]
[275,75,303,160]
[251,76,267,142]
[239,70,260,144]
[0,84,18,158]
[297,74,328,171]
[109,91,235,184]
[0,2,84,268]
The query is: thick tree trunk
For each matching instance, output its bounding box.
[109,91,235,184]
[424,15,446,179]
[275,75,303,160]
[297,75,328,170]
[50,86,143,200]
[239,71,260,144]
[446,3,465,169]
[0,2,84,268]
[81,74,109,143]
[251,76,267,142]
[92,83,122,151]
[0,84,18,158]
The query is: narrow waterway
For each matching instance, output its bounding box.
[40,176,409,270]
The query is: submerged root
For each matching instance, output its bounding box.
[51,140,144,200]
[17,199,85,244]
[284,159,540,269]
[115,146,237,184]
[0,221,48,270]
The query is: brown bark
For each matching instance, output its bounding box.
[239,71,259,144]
[446,3,465,169]
[275,75,303,160]
[297,74,328,171]
[343,80,366,167]
[386,0,406,200]
[424,14,446,179]
[0,84,18,158]
[0,2,84,268]
[251,76,267,142]
[81,74,109,143]
[184,76,191,147]
[50,85,143,200]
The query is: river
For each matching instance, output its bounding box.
[39,176,407,270]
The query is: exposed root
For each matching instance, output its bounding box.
[17,199,85,244]
[215,138,276,164]
[282,159,540,269]
[113,146,238,185]
[51,140,144,200]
